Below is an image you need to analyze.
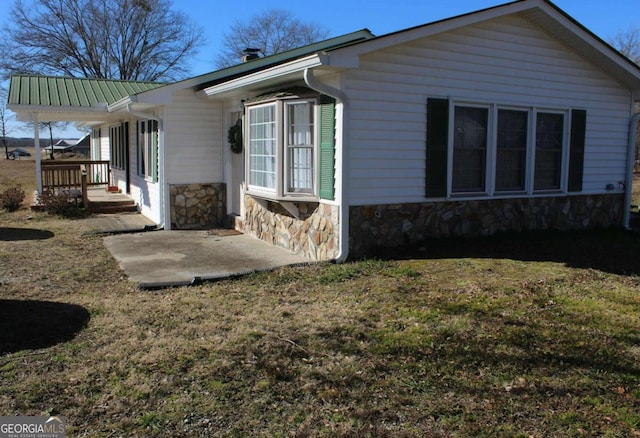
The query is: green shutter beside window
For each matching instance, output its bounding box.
[319,97,336,200]
[568,109,586,192]
[426,98,449,198]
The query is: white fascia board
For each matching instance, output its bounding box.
[8,105,112,122]
[203,54,326,96]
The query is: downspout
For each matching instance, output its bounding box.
[304,68,350,262]
[623,111,640,230]
[126,104,166,229]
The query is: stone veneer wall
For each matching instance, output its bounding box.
[240,195,339,261]
[349,194,624,258]
[169,183,226,229]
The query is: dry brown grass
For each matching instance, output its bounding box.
[1,159,639,437]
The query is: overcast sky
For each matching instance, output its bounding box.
[1,0,638,137]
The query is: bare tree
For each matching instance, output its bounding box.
[0,87,13,160]
[215,9,330,68]
[609,26,640,65]
[1,0,204,81]
[609,27,640,170]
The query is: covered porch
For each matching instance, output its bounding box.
[37,159,137,213]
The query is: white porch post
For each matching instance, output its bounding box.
[33,113,42,193]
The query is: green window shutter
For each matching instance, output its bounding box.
[152,120,159,183]
[426,98,449,197]
[568,109,586,192]
[319,97,336,200]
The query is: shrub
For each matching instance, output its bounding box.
[0,185,26,212]
[39,189,90,218]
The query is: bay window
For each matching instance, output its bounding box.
[246,97,319,199]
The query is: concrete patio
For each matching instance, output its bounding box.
[78,206,312,289]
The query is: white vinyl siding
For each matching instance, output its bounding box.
[343,14,632,205]
[164,89,223,184]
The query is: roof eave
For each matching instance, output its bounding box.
[202,54,327,97]
[8,104,112,122]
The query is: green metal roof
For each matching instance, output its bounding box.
[7,29,374,109]
[8,75,165,108]
[193,29,374,90]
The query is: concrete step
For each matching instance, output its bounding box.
[90,203,138,214]
[89,197,137,214]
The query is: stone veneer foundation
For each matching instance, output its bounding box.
[170,183,226,229]
[240,195,339,261]
[349,194,624,258]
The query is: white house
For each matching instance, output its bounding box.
[8,0,640,260]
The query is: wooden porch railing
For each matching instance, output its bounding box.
[42,160,110,187]
[40,160,111,209]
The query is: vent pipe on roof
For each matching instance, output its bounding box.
[241,48,261,62]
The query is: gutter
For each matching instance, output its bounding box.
[303,68,350,263]
[624,111,640,229]
[126,103,167,230]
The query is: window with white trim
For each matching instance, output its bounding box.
[248,103,277,191]
[109,122,128,170]
[246,98,318,199]
[496,109,527,192]
[137,119,158,181]
[447,102,572,197]
[534,112,564,191]
[452,105,488,193]
[286,101,314,194]
[91,128,101,161]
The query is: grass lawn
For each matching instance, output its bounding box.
[0,159,639,437]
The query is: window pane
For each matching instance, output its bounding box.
[248,105,276,190]
[496,109,527,191]
[452,106,488,193]
[287,102,314,193]
[534,112,564,190]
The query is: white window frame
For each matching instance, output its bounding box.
[247,102,278,196]
[109,124,126,170]
[284,100,316,195]
[531,109,569,193]
[449,103,492,196]
[447,100,570,199]
[137,119,158,181]
[245,97,319,201]
[91,128,101,161]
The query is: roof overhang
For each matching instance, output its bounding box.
[201,54,328,98]
[8,104,111,123]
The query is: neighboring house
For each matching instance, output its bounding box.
[72,133,90,157]
[7,0,640,260]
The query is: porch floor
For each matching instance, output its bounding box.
[87,187,137,214]
[86,187,133,203]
